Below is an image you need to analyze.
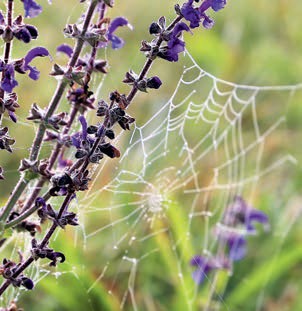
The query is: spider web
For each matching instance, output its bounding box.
[74,50,302,310]
[1,49,301,310]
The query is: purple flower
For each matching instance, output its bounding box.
[24,47,50,80]
[21,0,42,18]
[181,0,227,29]
[190,255,230,285]
[158,22,191,62]
[106,17,133,50]
[180,0,201,28]
[224,196,269,233]
[1,63,18,93]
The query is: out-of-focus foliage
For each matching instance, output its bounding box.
[1,1,301,310]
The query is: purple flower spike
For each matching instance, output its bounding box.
[78,115,88,140]
[21,0,42,18]
[107,17,133,49]
[24,47,50,80]
[190,255,230,285]
[57,44,73,58]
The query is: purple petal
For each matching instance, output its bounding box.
[108,17,130,35]
[107,17,133,50]
[21,0,42,18]
[181,0,201,29]
[71,132,81,148]
[211,0,227,12]
[24,47,50,67]
[35,197,46,208]
[78,115,87,140]
[190,255,227,285]
[57,44,73,58]
[190,255,205,267]
[198,0,212,13]
[202,14,215,29]
[246,210,269,233]
[192,268,207,285]
[0,12,5,24]
[108,35,125,50]
[1,64,18,93]
[172,22,191,37]
[8,111,17,123]
[228,235,247,261]
[24,47,50,80]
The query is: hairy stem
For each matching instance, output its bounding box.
[126,15,182,105]
[0,193,73,295]
[0,0,99,224]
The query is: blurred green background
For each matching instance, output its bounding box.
[0,0,302,310]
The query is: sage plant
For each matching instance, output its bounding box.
[0,0,228,308]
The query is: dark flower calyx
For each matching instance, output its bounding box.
[19,158,39,172]
[19,158,52,179]
[27,103,44,121]
[67,86,95,112]
[149,22,161,35]
[12,14,38,43]
[50,170,90,195]
[37,201,56,224]
[0,92,19,119]
[96,100,109,117]
[0,258,34,290]
[105,129,115,139]
[31,239,66,267]
[58,211,79,228]
[108,106,135,130]
[123,71,162,92]
[140,40,160,60]
[47,112,68,130]
[109,91,129,109]
[64,23,106,47]
[87,125,98,134]
[0,127,15,153]
[98,142,120,159]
